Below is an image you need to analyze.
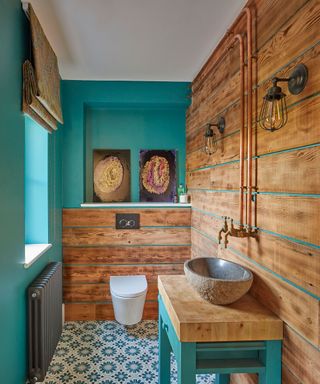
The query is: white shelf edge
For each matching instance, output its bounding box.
[80,202,192,208]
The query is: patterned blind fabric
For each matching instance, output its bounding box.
[22,4,63,132]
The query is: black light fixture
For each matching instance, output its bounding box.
[204,117,225,155]
[259,64,308,131]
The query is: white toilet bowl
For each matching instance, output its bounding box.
[110,275,148,326]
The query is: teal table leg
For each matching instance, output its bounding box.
[158,314,171,384]
[259,340,282,384]
[176,342,196,384]
[216,374,230,384]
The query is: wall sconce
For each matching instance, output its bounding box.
[204,117,225,155]
[259,64,308,131]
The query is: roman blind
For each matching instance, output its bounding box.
[22,4,63,132]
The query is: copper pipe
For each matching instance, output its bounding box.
[244,7,253,230]
[234,34,245,228]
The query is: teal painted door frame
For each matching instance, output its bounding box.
[158,296,282,384]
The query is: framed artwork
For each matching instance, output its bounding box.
[93,149,130,202]
[139,149,177,202]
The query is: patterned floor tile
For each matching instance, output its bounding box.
[44,321,215,384]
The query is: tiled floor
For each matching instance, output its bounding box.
[44,321,215,384]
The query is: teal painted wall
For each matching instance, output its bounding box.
[86,106,186,201]
[0,1,63,382]
[62,81,190,206]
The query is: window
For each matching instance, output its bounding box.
[24,116,51,267]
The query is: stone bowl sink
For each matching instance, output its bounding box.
[184,257,253,305]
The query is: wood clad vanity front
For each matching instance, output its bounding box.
[158,275,283,343]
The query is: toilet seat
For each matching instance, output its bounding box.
[110,275,147,298]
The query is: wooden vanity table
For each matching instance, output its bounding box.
[158,275,283,384]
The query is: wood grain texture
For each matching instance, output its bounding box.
[63,245,191,264]
[187,128,240,171]
[218,246,320,347]
[187,161,240,191]
[186,99,240,153]
[191,0,308,91]
[256,0,320,84]
[257,95,320,155]
[64,301,158,321]
[257,194,320,246]
[63,227,190,246]
[192,210,320,298]
[158,275,283,343]
[257,42,320,108]
[230,374,257,384]
[282,325,320,384]
[63,208,191,227]
[63,207,191,320]
[187,96,320,175]
[64,281,158,302]
[188,144,320,195]
[187,71,240,137]
[190,190,239,219]
[64,264,185,284]
[191,190,320,247]
[188,0,320,382]
[256,145,320,194]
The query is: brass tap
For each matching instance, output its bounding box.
[223,218,258,248]
[218,216,229,245]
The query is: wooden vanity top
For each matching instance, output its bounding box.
[158,275,283,342]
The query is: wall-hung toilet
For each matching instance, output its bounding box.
[110,275,148,326]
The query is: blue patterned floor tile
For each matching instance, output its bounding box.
[44,321,215,384]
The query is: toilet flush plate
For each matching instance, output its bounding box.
[116,213,140,229]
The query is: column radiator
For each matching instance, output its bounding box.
[28,262,63,383]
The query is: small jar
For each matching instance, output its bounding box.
[179,194,189,204]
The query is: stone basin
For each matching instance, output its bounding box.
[184,257,253,305]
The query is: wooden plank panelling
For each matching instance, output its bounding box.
[186,100,240,153]
[191,191,320,247]
[188,144,320,195]
[63,207,191,320]
[63,208,191,227]
[187,71,240,137]
[187,161,240,191]
[63,245,191,264]
[64,264,184,284]
[256,145,320,194]
[190,191,239,219]
[257,95,320,155]
[256,0,320,84]
[218,246,320,347]
[192,208,320,297]
[64,281,159,302]
[282,325,320,384]
[257,194,320,246]
[257,42,320,108]
[187,132,240,171]
[191,0,308,95]
[63,227,190,246]
[187,0,320,381]
[65,301,158,321]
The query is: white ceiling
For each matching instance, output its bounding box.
[26,0,246,81]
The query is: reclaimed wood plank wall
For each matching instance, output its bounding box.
[186,0,320,383]
[63,208,191,321]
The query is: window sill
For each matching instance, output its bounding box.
[24,243,52,269]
